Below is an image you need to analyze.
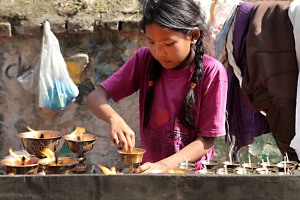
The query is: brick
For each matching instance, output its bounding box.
[0,22,12,37]
[13,21,42,36]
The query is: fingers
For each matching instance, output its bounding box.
[125,130,135,152]
[111,130,135,152]
[135,162,151,173]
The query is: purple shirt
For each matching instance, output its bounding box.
[101,47,228,169]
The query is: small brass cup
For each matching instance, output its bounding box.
[118,148,146,172]
[201,160,218,173]
[242,163,259,171]
[222,161,240,170]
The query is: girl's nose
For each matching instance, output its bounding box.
[154,45,166,57]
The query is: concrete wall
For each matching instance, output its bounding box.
[0,0,284,170]
[1,174,300,200]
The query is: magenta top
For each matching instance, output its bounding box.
[101,47,228,170]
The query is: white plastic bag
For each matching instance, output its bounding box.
[37,21,79,111]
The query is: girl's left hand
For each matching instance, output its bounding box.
[134,161,169,174]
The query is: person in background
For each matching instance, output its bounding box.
[87,0,228,173]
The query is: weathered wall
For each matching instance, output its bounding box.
[0,0,284,170]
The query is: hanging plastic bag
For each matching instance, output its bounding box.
[37,21,79,111]
[17,60,40,94]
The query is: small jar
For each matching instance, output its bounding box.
[179,161,195,171]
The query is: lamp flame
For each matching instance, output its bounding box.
[167,169,185,174]
[41,148,55,160]
[26,126,42,138]
[69,127,86,141]
[97,164,121,175]
[8,148,30,165]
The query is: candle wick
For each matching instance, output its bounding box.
[40,133,44,139]
[77,136,81,141]
[21,156,26,165]
[55,157,58,165]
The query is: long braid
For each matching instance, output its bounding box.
[143,58,162,129]
[181,34,205,128]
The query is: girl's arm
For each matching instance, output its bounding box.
[135,136,215,173]
[87,86,135,152]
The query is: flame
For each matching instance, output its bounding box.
[70,127,86,141]
[26,126,40,138]
[97,164,121,175]
[8,148,30,165]
[167,169,185,174]
[40,148,55,160]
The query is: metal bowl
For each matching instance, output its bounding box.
[201,160,218,171]
[118,148,146,165]
[216,167,235,175]
[242,163,259,170]
[234,167,252,175]
[260,161,277,171]
[62,133,97,155]
[222,161,240,169]
[18,130,62,158]
[179,161,195,171]
[276,162,295,173]
[1,156,39,175]
[255,167,276,175]
[38,157,79,174]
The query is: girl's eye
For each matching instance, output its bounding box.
[165,42,175,46]
[148,41,154,45]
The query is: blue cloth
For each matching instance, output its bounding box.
[214,5,238,59]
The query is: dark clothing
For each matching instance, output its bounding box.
[243,1,299,160]
[227,2,270,153]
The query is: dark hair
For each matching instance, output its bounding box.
[140,0,208,129]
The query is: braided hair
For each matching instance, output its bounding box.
[140,0,208,129]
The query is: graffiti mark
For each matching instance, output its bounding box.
[5,54,32,79]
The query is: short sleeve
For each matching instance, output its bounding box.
[100,47,151,102]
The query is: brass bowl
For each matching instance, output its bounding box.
[255,167,276,175]
[222,161,240,169]
[179,161,195,171]
[276,162,295,173]
[216,167,235,175]
[118,148,146,165]
[38,157,79,174]
[234,167,251,175]
[201,160,218,171]
[1,157,39,175]
[242,163,259,170]
[260,162,277,171]
[62,133,97,154]
[18,130,62,158]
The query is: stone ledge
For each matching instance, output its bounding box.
[0,174,300,200]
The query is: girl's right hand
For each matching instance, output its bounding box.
[108,114,135,153]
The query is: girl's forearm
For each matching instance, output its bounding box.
[86,87,120,124]
[159,137,215,170]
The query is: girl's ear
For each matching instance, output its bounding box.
[189,28,200,45]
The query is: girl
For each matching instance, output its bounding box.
[87,0,228,173]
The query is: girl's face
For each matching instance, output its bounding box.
[145,23,196,70]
